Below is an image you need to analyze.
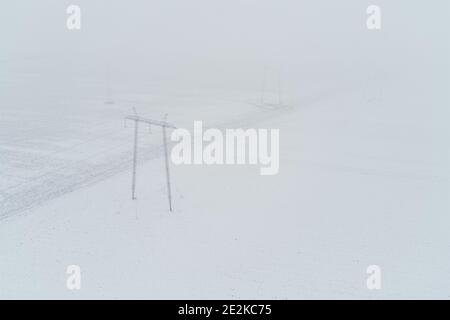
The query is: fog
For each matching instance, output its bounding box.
[0,1,449,299]
[1,1,448,95]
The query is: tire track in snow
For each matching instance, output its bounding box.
[0,105,289,221]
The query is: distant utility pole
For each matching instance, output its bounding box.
[261,67,267,106]
[105,63,114,105]
[259,66,283,108]
[125,113,176,212]
[277,67,283,107]
[131,116,139,199]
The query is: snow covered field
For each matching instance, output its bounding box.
[0,1,449,299]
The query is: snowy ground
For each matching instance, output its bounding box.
[1,70,448,298]
[1,1,449,299]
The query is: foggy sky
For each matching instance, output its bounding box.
[0,1,448,95]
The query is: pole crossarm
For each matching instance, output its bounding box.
[125,115,176,129]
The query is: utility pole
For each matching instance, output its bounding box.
[261,67,267,106]
[162,113,172,212]
[277,67,283,107]
[105,63,114,105]
[259,66,284,108]
[125,114,176,212]
[131,117,139,200]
